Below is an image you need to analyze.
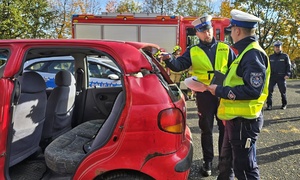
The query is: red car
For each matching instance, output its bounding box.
[0,39,193,180]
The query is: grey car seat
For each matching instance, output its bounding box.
[41,70,76,146]
[44,91,124,174]
[10,71,47,167]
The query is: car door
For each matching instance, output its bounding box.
[74,56,123,125]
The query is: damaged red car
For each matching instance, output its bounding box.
[0,39,193,180]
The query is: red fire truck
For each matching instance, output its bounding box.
[71,13,232,53]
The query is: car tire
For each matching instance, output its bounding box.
[97,171,153,180]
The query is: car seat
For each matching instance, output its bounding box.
[44,91,124,174]
[9,71,47,167]
[41,70,76,146]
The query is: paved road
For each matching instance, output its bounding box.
[187,79,300,180]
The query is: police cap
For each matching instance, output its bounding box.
[274,40,283,46]
[192,14,213,32]
[228,9,262,29]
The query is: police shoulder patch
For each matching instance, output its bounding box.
[250,72,263,88]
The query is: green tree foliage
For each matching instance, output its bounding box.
[0,0,55,39]
[116,0,142,12]
[175,0,211,16]
[220,0,232,18]
[233,0,300,60]
[142,0,176,14]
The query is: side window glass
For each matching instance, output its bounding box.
[25,62,46,71]
[0,50,9,69]
[48,61,73,73]
[87,59,121,88]
[88,63,102,78]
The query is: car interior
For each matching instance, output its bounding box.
[6,47,124,179]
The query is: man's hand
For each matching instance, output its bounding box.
[161,53,171,61]
[284,75,289,79]
[207,84,217,95]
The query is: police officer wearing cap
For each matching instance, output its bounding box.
[199,9,270,179]
[266,40,291,110]
[162,13,236,177]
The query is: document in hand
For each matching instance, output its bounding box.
[184,76,208,92]
[210,71,226,85]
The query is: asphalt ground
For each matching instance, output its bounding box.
[186,79,300,180]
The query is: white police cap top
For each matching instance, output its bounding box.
[192,14,213,32]
[274,40,283,46]
[230,9,262,28]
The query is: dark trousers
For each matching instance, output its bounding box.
[195,91,224,163]
[217,116,263,180]
[267,75,287,106]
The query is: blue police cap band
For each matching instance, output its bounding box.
[230,19,258,28]
[194,21,212,29]
[195,21,212,32]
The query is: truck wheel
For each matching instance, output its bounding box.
[97,171,153,180]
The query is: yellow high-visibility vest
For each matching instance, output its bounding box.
[217,42,270,120]
[190,42,230,85]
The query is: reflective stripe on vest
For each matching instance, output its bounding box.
[217,42,270,120]
[190,42,230,85]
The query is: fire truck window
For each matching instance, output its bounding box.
[216,29,220,41]
[186,28,199,47]
[224,28,233,45]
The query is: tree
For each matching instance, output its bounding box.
[175,0,211,16]
[106,0,118,12]
[142,0,176,14]
[116,0,142,13]
[47,0,104,38]
[233,0,300,60]
[0,0,55,39]
[219,0,232,18]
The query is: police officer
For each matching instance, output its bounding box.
[162,13,236,177]
[266,41,291,110]
[199,9,270,179]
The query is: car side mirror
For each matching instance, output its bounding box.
[108,74,119,80]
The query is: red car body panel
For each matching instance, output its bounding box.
[0,39,192,180]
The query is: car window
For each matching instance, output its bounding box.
[0,50,9,69]
[48,61,73,73]
[88,62,116,78]
[25,62,47,71]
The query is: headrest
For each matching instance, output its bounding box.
[19,71,46,93]
[55,70,76,87]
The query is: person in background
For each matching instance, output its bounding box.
[162,13,236,177]
[198,9,270,180]
[291,61,297,79]
[169,45,183,87]
[266,40,291,110]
